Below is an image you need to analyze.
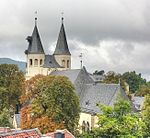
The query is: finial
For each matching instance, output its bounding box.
[79,53,83,69]
[35,11,38,25]
[61,12,64,23]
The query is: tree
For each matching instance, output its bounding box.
[0,108,12,127]
[122,71,146,93]
[136,85,150,96]
[103,71,121,84]
[142,94,150,137]
[80,100,144,137]
[0,64,25,111]
[21,75,80,134]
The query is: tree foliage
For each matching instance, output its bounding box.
[21,75,80,133]
[122,71,146,93]
[0,64,25,127]
[80,100,144,138]
[0,64,25,110]
[142,94,150,137]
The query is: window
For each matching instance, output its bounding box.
[82,121,86,132]
[86,121,90,132]
[40,59,43,66]
[29,59,32,66]
[34,59,38,66]
[62,60,65,67]
[67,60,69,68]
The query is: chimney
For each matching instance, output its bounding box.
[54,132,64,138]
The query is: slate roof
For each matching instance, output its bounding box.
[14,114,21,128]
[54,22,71,55]
[43,55,62,68]
[25,23,45,54]
[51,69,81,83]
[50,67,128,114]
[132,96,144,111]
[80,83,121,113]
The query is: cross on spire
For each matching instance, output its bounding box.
[35,11,38,25]
[61,12,64,23]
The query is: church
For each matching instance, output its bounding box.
[25,17,71,80]
[23,17,128,132]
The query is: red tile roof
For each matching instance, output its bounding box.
[44,129,75,138]
[0,128,41,138]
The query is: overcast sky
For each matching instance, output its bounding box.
[0,0,150,79]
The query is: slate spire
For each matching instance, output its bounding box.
[25,18,45,54]
[54,17,71,55]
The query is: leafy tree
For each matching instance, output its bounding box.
[142,94,150,137]
[93,70,105,75]
[80,100,144,137]
[103,71,121,84]
[136,85,150,96]
[21,75,80,133]
[0,64,25,110]
[0,108,12,127]
[122,71,146,93]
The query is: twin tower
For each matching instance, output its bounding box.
[25,18,71,79]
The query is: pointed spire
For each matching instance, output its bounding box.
[54,17,71,55]
[26,18,45,54]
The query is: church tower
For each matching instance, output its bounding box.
[53,17,71,69]
[25,18,45,79]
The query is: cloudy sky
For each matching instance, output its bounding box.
[0,0,150,79]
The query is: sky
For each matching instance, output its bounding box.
[0,0,150,80]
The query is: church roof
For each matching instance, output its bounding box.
[43,55,62,68]
[50,67,129,114]
[51,69,81,83]
[25,19,45,54]
[54,19,71,55]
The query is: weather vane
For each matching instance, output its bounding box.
[61,12,64,23]
[35,11,38,25]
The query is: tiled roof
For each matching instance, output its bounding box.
[0,128,41,138]
[44,129,75,138]
[43,55,62,68]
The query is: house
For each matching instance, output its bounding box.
[0,128,41,138]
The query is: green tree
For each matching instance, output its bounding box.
[0,108,12,127]
[0,64,25,110]
[136,85,150,96]
[80,100,144,138]
[122,71,146,93]
[21,75,80,134]
[142,94,150,137]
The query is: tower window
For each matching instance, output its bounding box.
[40,59,43,66]
[62,60,65,67]
[29,59,32,66]
[34,59,38,66]
[67,60,69,68]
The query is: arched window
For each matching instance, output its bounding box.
[34,59,38,66]
[62,60,65,67]
[86,121,90,132]
[82,121,86,132]
[29,59,32,66]
[40,59,43,66]
[67,60,69,68]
